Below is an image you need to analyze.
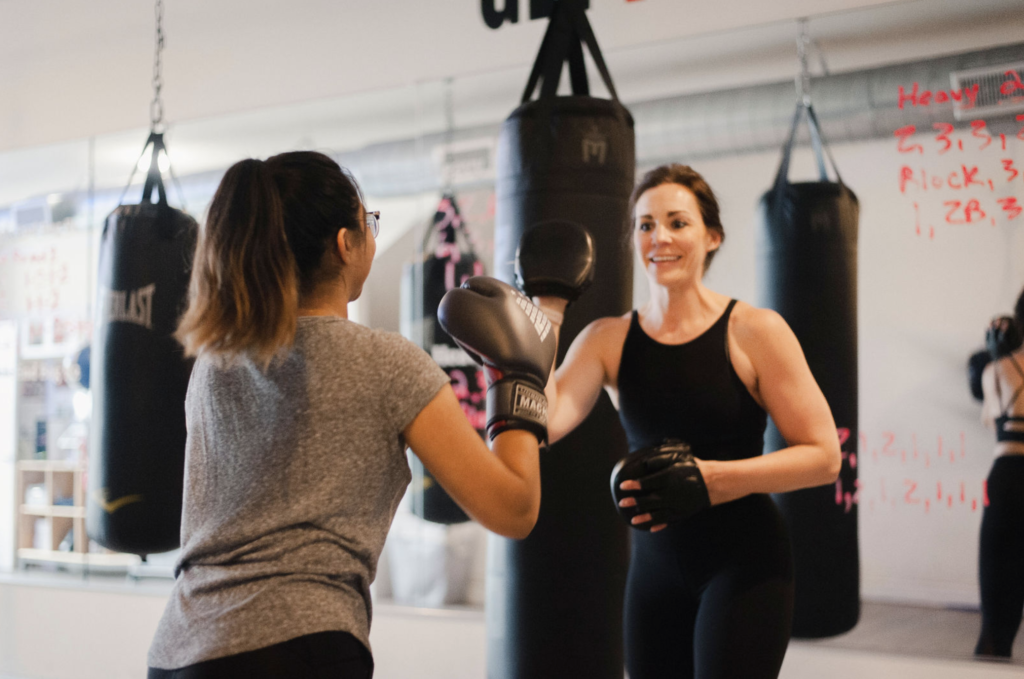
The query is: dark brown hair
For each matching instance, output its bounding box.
[628,164,725,272]
[175,151,364,367]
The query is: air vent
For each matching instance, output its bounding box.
[12,198,50,230]
[432,137,496,186]
[949,61,1024,120]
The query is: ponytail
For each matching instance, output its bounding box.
[176,152,365,368]
[176,159,299,368]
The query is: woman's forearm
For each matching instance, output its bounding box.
[699,443,841,506]
[482,430,541,539]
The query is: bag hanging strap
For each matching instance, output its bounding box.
[141,132,169,206]
[566,2,618,101]
[537,7,577,100]
[117,131,170,207]
[520,0,620,104]
[565,34,589,97]
[773,102,843,192]
[521,16,557,103]
[420,193,478,260]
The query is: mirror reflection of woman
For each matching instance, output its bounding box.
[976,291,1024,659]
[536,164,841,679]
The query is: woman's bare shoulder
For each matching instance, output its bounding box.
[728,300,791,346]
[582,312,632,340]
[571,313,632,359]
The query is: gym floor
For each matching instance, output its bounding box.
[781,602,1024,678]
[2,569,1022,679]
[780,645,1021,679]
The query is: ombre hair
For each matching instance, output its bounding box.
[175,151,364,367]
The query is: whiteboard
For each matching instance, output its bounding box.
[630,109,1024,606]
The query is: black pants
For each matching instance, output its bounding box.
[147,631,373,679]
[976,455,1024,658]
[624,495,794,679]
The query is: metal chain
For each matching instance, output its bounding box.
[813,38,831,77]
[795,17,811,106]
[150,0,165,128]
[442,77,455,192]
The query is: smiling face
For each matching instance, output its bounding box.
[633,183,722,289]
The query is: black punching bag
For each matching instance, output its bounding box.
[88,132,197,556]
[489,2,634,677]
[402,194,485,524]
[756,103,860,637]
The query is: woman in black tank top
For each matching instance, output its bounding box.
[975,298,1024,659]
[534,165,842,679]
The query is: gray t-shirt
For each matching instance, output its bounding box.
[148,316,449,669]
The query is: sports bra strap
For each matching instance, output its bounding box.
[722,299,738,364]
[997,355,1024,417]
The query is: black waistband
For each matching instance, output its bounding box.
[996,415,1024,444]
[994,356,1024,444]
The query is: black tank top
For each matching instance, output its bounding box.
[617,300,768,459]
[994,355,1024,444]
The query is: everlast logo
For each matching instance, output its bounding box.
[511,290,552,342]
[102,283,156,330]
[482,0,589,29]
[582,127,608,164]
[513,384,547,420]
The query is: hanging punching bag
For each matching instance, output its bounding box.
[489,2,634,677]
[756,103,860,637]
[88,132,197,556]
[401,194,485,524]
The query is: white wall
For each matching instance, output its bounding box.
[0,579,167,679]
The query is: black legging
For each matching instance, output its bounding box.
[976,455,1024,657]
[624,494,794,679]
[147,631,373,679]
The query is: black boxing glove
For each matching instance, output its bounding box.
[987,316,1023,359]
[515,220,596,304]
[968,348,991,402]
[438,276,557,442]
[610,439,710,531]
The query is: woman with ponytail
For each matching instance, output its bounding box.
[147,152,543,678]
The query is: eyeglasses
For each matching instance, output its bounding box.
[365,210,380,239]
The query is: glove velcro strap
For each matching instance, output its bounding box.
[486,377,548,443]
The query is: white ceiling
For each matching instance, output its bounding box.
[0,0,923,152]
[0,0,1022,207]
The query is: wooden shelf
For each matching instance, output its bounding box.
[16,459,142,571]
[17,460,83,473]
[20,505,85,518]
[16,459,114,569]
[17,549,139,568]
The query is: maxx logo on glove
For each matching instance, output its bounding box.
[513,383,547,421]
